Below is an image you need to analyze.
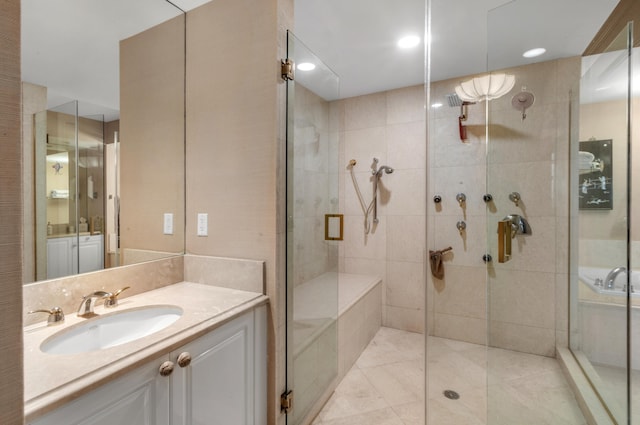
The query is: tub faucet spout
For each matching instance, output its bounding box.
[604,266,626,290]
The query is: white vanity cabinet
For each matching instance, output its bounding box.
[46,234,104,279]
[171,306,267,425]
[29,357,170,425]
[30,306,267,425]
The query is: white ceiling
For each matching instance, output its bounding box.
[295,0,619,100]
[22,0,620,118]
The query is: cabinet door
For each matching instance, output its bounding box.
[30,357,170,425]
[46,236,73,279]
[172,311,256,425]
[79,235,104,273]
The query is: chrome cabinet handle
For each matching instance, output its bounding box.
[159,361,175,377]
[177,352,192,368]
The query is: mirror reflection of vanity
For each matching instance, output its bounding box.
[22,0,186,283]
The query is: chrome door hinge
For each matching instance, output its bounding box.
[281,390,294,414]
[281,59,294,81]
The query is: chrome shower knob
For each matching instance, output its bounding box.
[509,192,521,206]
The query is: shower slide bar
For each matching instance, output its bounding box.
[347,158,393,234]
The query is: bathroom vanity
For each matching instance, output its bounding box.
[24,282,268,425]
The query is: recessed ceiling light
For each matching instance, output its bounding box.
[297,62,316,71]
[522,48,546,58]
[398,35,420,49]
[431,102,443,108]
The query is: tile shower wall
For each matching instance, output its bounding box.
[335,85,427,333]
[428,58,579,356]
[291,85,338,287]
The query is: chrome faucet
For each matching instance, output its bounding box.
[604,266,626,290]
[77,291,111,317]
[77,286,131,317]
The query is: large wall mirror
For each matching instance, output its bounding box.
[22,0,186,284]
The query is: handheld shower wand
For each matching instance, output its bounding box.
[371,158,394,224]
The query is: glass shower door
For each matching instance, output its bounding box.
[570,24,633,424]
[285,31,340,425]
[484,1,609,423]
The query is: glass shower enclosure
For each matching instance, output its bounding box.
[570,24,635,424]
[284,31,340,425]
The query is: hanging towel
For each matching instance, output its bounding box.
[429,247,452,279]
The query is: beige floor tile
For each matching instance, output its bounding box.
[428,396,486,425]
[361,358,424,406]
[314,327,586,425]
[391,401,425,425]
[319,407,405,425]
[317,367,390,422]
[356,327,424,368]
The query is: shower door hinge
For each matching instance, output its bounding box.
[281,59,294,81]
[281,390,294,414]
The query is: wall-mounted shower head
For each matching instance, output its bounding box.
[446,93,463,107]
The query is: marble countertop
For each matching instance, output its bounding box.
[24,282,268,421]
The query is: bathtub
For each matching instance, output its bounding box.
[291,272,382,424]
[577,267,640,370]
[578,266,639,298]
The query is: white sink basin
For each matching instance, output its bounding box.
[41,305,183,355]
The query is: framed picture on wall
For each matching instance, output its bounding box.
[578,139,612,210]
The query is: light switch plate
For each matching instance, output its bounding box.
[197,213,208,236]
[163,213,173,235]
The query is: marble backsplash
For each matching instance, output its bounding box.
[24,254,265,327]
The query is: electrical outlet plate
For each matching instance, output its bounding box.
[197,213,208,236]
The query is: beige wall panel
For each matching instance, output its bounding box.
[0,0,24,423]
[185,0,279,266]
[120,15,185,257]
[185,0,283,423]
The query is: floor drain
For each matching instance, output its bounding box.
[443,390,460,400]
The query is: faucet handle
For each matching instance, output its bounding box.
[28,307,65,325]
[104,286,130,308]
